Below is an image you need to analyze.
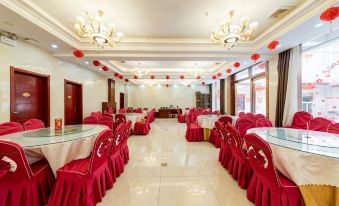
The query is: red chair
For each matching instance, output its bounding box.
[239,112,246,118]
[0,141,55,206]
[115,114,127,122]
[120,121,131,164]
[218,122,232,170]
[254,114,266,121]
[255,118,273,128]
[118,108,126,113]
[148,110,155,123]
[84,116,98,124]
[23,119,45,131]
[226,124,252,189]
[288,111,313,129]
[185,115,203,142]
[245,113,255,120]
[98,116,114,130]
[244,133,305,206]
[308,117,333,132]
[0,122,24,136]
[328,123,339,134]
[177,109,186,123]
[134,116,151,135]
[212,111,221,115]
[235,117,255,138]
[48,129,114,206]
[209,116,233,148]
[108,124,126,181]
[134,108,143,113]
[126,108,133,113]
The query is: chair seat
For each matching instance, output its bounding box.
[57,157,90,175]
[30,158,51,175]
[189,123,201,129]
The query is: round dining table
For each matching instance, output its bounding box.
[0,124,107,176]
[247,127,339,206]
[197,115,238,140]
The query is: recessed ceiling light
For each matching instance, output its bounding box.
[51,44,58,49]
[315,23,324,28]
[99,68,103,71]
[84,61,89,64]
[277,44,282,48]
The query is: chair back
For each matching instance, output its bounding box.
[328,123,339,134]
[214,121,225,139]
[218,116,233,126]
[113,114,126,131]
[111,124,125,154]
[308,117,333,132]
[238,112,246,118]
[225,123,248,160]
[23,119,45,131]
[244,133,281,188]
[0,122,24,136]
[135,108,143,113]
[108,107,114,114]
[235,117,255,137]
[83,116,98,124]
[0,141,33,181]
[212,111,221,115]
[88,129,113,173]
[245,113,255,120]
[254,114,266,121]
[115,114,127,122]
[255,118,273,128]
[290,111,313,129]
[118,108,126,113]
[125,120,132,137]
[126,108,133,113]
[98,116,114,130]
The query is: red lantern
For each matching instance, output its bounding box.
[150,75,155,80]
[251,53,260,61]
[320,7,338,22]
[196,75,201,80]
[93,60,101,66]
[134,75,138,79]
[226,68,232,74]
[166,75,170,80]
[267,40,280,50]
[180,75,185,79]
[119,75,123,79]
[72,50,84,59]
[102,66,109,72]
[212,75,217,80]
[234,62,240,68]
[114,73,120,77]
[125,79,129,83]
[217,72,222,77]
[202,82,205,85]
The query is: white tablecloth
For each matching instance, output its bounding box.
[197,115,238,129]
[247,128,339,187]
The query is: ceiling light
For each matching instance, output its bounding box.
[315,23,324,28]
[276,44,282,48]
[51,44,58,49]
[210,10,258,49]
[84,61,89,64]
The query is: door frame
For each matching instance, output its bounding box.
[120,92,124,109]
[10,66,50,126]
[64,79,83,125]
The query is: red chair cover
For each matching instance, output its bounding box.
[255,118,273,128]
[98,116,114,130]
[148,110,155,123]
[212,111,221,115]
[120,121,131,164]
[118,108,126,113]
[23,119,45,131]
[254,114,266,121]
[226,124,252,189]
[244,133,304,206]
[0,122,24,136]
[0,159,10,178]
[0,141,55,206]
[209,116,233,148]
[48,129,114,206]
[235,117,255,138]
[126,108,133,113]
[239,112,246,118]
[289,111,313,129]
[308,117,333,132]
[328,123,339,134]
[134,116,151,135]
[108,124,126,182]
[185,115,203,142]
[134,108,143,113]
[115,114,127,122]
[218,123,232,170]
[245,113,255,120]
[83,116,98,124]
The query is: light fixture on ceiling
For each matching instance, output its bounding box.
[74,10,123,49]
[315,23,324,28]
[210,10,258,48]
[131,63,148,77]
[51,44,58,48]
[189,63,203,78]
[84,61,89,64]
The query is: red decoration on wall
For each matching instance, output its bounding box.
[150,75,155,79]
[196,75,201,80]
[267,40,280,50]
[166,75,170,80]
[134,75,138,79]
[119,75,123,79]
[320,7,339,22]
[180,75,185,79]
[226,68,232,74]
[212,75,217,80]
[102,66,109,72]
[93,60,101,66]
[114,73,120,77]
[125,79,129,83]
[72,50,84,59]
[234,62,240,68]
[217,72,222,77]
[251,53,260,61]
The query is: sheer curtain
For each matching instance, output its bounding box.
[283,45,302,126]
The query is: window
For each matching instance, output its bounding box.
[302,39,339,121]
[233,62,268,115]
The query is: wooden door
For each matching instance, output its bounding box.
[120,93,124,109]
[10,68,50,126]
[64,80,83,125]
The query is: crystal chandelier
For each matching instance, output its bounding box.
[74,10,123,49]
[210,10,258,48]
[189,63,203,77]
[132,63,148,77]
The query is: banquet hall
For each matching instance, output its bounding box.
[0,0,338,206]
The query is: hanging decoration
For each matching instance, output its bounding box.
[150,75,155,80]
[202,82,205,85]
[234,62,240,68]
[125,79,129,83]
[166,75,170,80]
[133,75,138,79]
[251,53,260,61]
[212,75,217,80]
[114,72,120,77]
[119,74,123,79]
[196,75,201,80]
[320,7,338,22]
[102,65,109,72]
[93,60,101,66]
[72,50,84,59]
[217,72,222,77]
[267,40,280,50]
[180,75,185,80]
[226,68,232,74]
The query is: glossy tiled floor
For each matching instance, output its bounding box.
[99,119,253,206]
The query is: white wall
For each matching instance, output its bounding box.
[127,84,209,109]
[0,41,108,124]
